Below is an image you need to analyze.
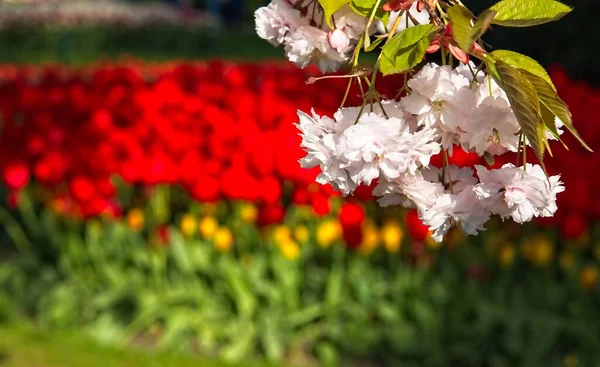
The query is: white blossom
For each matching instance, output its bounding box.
[377,2,430,35]
[373,170,444,211]
[461,95,520,155]
[254,0,306,46]
[422,186,490,242]
[285,26,350,73]
[295,109,356,194]
[336,112,440,186]
[474,164,564,223]
[400,63,476,152]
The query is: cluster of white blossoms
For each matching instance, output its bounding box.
[254,0,369,72]
[254,0,434,73]
[296,63,565,242]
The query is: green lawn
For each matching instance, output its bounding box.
[0,324,274,367]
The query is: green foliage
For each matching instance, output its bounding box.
[2,189,600,366]
[490,0,573,27]
[0,26,282,65]
[447,6,495,51]
[488,59,547,167]
[318,0,350,27]
[380,24,440,75]
[490,49,556,90]
[0,324,277,367]
[523,71,593,152]
[350,0,381,18]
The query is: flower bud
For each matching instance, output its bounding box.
[327,29,350,51]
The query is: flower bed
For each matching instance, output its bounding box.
[0,61,596,240]
[0,61,600,365]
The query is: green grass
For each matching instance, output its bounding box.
[0,323,275,367]
[0,26,285,65]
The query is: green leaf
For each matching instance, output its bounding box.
[319,0,351,27]
[491,50,555,91]
[540,103,562,141]
[380,24,440,75]
[483,151,495,166]
[522,70,593,152]
[350,0,382,18]
[473,9,497,41]
[365,36,385,52]
[490,0,572,27]
[448,5,473,52]
[447,5,496,52]
[492,60,546,168]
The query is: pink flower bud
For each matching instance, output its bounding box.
[327,29,350,51]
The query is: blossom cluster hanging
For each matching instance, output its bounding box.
[255,0,591,241]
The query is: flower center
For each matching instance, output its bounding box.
[429,100,445,113]
[486,129,500,144]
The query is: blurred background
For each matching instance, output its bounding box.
[0,1,599,367]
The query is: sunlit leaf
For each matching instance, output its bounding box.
[492,60,546,168]
[380,24,440,75]
[522,71,593,152]
[319,0,351,27]
[491,50,555,91]
[490,0,572,27]
[448,7,495,52]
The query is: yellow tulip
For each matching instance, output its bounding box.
[524,235,554,267]
[213,227,233,252]
[180,214,197,237]
[359,223,380,255]
[498,243,516,267]
[294,225,310,244]
[563,354,578,367]
[239,203,258,224]
[316,220,341,248]
[381,222,403,253]
[198,216,218,239]
[126,209,144,232]
[580,266,599,290]
[279,239,301,260]
[273,225,292,245]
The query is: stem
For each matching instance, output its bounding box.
[522,133,527,170]
[468,62,482,88]
[355,77,367,124]
[352,36,363,67]
[388,10,405,40]
[423,0,444,26]
[340,78,353,108]
[443,150,454,194]
[363,0,383,51]
[515,132,522,166]
[441,48,447,66]
[436,2,448,24]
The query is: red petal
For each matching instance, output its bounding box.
[383,0,414,11]
[417,0,424,12]
[449,44,469,64]
[426,39,441,54]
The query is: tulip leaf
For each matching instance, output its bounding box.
[490,0,572,27]
[319,0,351,27]
[448,6,495,51]
[492,60,546,169]
[380,24,440,75]
[491,50,555,91]
[522,70,593,152]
